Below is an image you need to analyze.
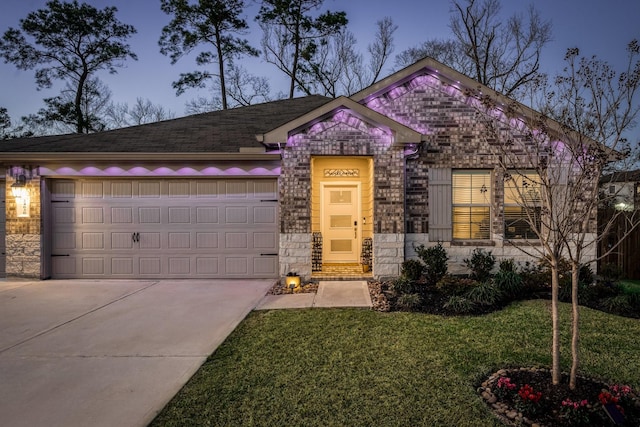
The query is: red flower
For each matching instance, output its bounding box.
[518,384,542,403]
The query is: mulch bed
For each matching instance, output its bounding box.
[479,367,640,426]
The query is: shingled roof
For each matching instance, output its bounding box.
[0,95,330,156]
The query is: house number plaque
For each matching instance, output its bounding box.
[324,168,359,177]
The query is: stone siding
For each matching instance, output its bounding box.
[5,176,41,278]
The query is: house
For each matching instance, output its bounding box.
[0,57,598,281]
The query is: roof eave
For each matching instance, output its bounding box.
[0,152,282,163]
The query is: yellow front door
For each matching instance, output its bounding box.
[322,184,360,263]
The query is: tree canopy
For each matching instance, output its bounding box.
[256,0,348,98]
[159,0,258,110]
[0,0,137,133]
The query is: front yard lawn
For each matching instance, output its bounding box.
[151,300,640,427]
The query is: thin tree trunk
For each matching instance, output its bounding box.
[569,263,580,389]
[550,261,561,385]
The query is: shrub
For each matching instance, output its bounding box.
[415,242,448,286]
[443,295,476,314]
[599,263,623,283]
[465,282,502,307]
[396,293,422,310]
[391,276,414,295]
[463,248,496,282]
[493,269,524,301]
[498,258,517,273]
[436,275,477,295]
[401,259,424,281]
[602,294,632,315]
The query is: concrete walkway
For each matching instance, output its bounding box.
[0,279,273,427]
[256,280,372,310]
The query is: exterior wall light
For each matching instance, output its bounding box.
[11,174,28,199]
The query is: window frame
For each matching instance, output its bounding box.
[503,170,542,240]
[452,170,492,240]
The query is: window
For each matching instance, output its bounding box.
[504,171,541,239]
[452,170,491,239]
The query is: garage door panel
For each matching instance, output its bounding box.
[139,207,161,223]
[54,232,76,250]
[53,257,76,275]
[196,257,219,274]
[254,206,276,224]
[111,233,133,250]
[168,257,190,274]
[225,181,248,198]
[140,233,161,249]
[140,258,161,275]
[226,257,248,274]
[168,207,191,223]
[111,207,133,223]
[196,206,218,223]
[51,179,278,279]
[82,207,104,224]
[82,182,104,198]
[83,258,104,275]
[225,206,248,223]
[254,232,277,249]
[139,181,161,198]
[225,232,248,249]
[196,181,219,198]
[168,233,190,249]
[53,207,75,224]
[111,181,133,198]
[82,233,104,249]
[112,258,133,275]
[254,257,277,275]
[168,181,190,198]
[196,232,218,248]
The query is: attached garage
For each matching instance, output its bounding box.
[48,178,278,279]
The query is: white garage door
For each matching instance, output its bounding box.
[50,179,278,279]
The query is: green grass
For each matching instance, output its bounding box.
[151,300,640,427]
[620,279,640,294]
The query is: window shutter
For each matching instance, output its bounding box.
[428,168,452,241]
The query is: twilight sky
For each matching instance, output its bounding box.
[1,0,639,124]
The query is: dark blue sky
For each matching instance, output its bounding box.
[1,0,639,122]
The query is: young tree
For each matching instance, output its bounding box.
[256,0,348,98]
[397,0,552,98]
[475,40,640,388]
[159,0,258,110]
[0,0,137,134]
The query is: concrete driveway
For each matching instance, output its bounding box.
[0,279,273,427]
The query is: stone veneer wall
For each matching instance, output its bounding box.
[5,176,41,278]
[279,112,405,279]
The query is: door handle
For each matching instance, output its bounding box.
[132,232,140,243]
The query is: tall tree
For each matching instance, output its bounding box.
[256,0,348,98]
[105,98,176,129]
[397,0,552,98]
[0,0,137,134]
[159,0,258,110]
[306,17,397,98]
[21,77,112,135]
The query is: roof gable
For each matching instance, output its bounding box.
[259,96,424,145]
